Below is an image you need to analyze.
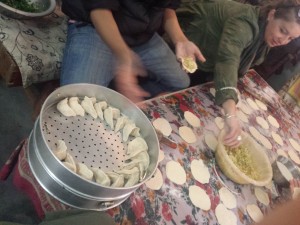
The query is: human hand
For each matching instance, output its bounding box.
[114,51,150,103]
[175,40,206,63]
[222,115,242,148]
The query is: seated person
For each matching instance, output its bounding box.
[60,0,204,103]
[176,0,300,146]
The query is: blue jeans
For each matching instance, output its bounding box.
[61,23,190,97]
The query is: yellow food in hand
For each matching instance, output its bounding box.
[181,57,198,73]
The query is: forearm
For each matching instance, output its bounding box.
[163,8,188,45]
[254,198,300,225]
[90,9,131,60]
[222,99,237,116]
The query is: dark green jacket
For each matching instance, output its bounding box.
[177,0,269,105]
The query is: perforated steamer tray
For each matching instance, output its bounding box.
[28,83,159,210]
[43,102,128,172]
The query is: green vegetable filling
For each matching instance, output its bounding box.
[1,0,40,13]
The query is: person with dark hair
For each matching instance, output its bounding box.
[177,0,300,147]
[60,0,204,103]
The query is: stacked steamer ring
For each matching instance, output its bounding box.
[28,83,159,211]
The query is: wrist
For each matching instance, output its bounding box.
[222,99,237,115]
[223,113,237,120]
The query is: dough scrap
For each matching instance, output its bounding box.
[246,204,264,223]
[184,111,201,128]
[204,133,218,152]
[289,138,300,152]
[145,168,163,190]
[191,159,210,184]
[254,187,270,206]
[255,99,268,111]
[219,187,237,209]
[215,203,237,225]
[166,160,186,185]
[267,115,279,128]
[271,131,283,146]
[179,126,197,144]
[152,118,172,137]
[215,117,224,130]
[256,116,269,130]
[189,185,211,211]
[246,98,259,110]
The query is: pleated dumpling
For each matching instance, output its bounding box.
[57,98,76,117]
[131,151,150,169]
[106,171,124,187]
[81,96,97,119]
[69,97,85,117]
[122,121,140,142]
[94,101,107,120]
[131,151,150,180]
[116,167,140,187]
[114,115,128,133]
[63,162,76,172]
[127,137,148,158]
[77,163,93,181]
[63,153,77,172]
[121,160,145,181]
[104,107,114,130]
[53,140,67,160]
[91,168,111,186]
[111,107,120,119]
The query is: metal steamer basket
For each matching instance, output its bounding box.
[28,84,160,210]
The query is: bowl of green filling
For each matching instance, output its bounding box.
[0,0,56,19]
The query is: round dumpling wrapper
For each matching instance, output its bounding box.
[184,111,201,128]
[191,159,210,184]
[189,185,211,211]
[166,160,186,185]
[145,169,163,190]
[153,118,172,136]
[254,187,270,206]
[179,126,197,144]
[219,187,237,209]
[246,204,264,223]
[215,203,237,225]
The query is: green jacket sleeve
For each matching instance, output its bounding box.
[214,17,255,106]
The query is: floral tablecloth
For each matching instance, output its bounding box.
[1,70,300,224]
[0,3,67,87]
[105,69,300,225]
